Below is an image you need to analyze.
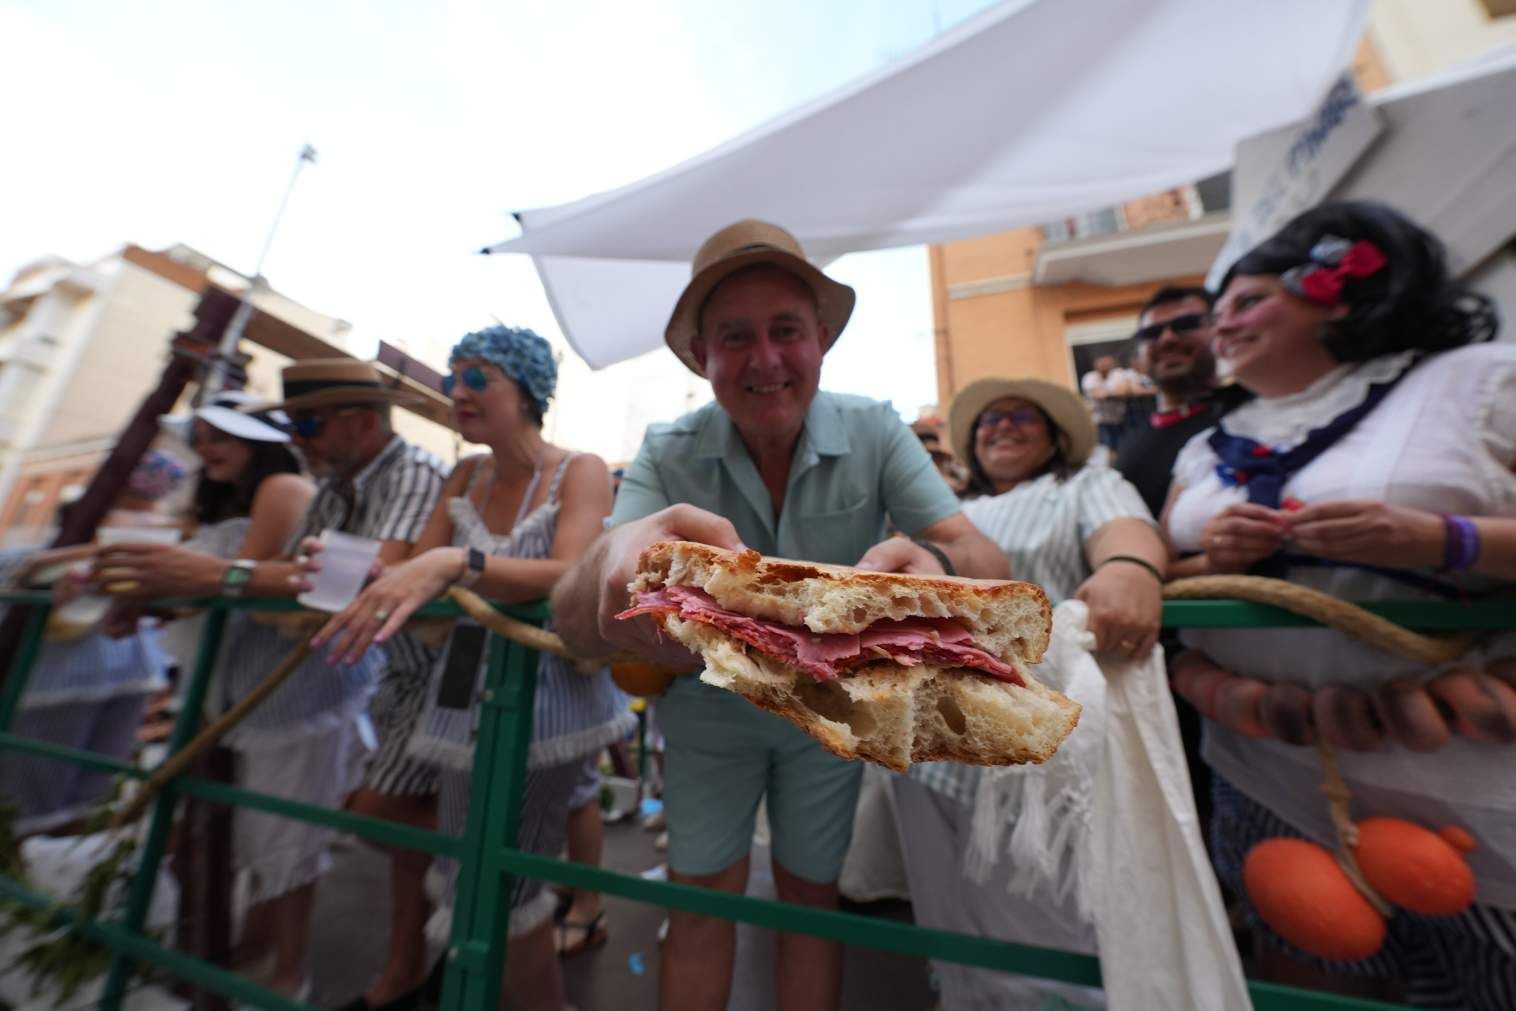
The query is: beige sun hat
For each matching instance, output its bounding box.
[264,359,426,414]
[664,219,856,375]
[948,377,1098,469]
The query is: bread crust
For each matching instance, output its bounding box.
[632,540,1052,665]
[670,618,1079,772]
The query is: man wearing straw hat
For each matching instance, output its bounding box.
[554,220,1008,1011]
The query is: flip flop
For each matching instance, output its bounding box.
[555,910,608,957]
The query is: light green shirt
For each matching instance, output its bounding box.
[609,391,961,565]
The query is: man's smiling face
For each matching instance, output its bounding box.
[692,265,826,444]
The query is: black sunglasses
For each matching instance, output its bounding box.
[1133,312,1212,344]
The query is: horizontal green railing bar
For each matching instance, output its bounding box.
[0,875,314,1011]
[1161,598,1514,630]
[1,589,1506,631]
[0,589,549,622]
[0,733,461,858]
[174,777,463,858]
[499,850,1103,984]
[499,852,1408,1010]
[0,730,140,775]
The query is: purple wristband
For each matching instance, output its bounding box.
[1439,514,1481,573]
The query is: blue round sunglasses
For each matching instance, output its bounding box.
[441,366,490,398]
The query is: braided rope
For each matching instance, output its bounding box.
[1163,575,1477,664]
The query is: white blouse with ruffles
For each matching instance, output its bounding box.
[1167,342,1516,907]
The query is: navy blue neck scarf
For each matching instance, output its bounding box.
[1207,359,1456,593]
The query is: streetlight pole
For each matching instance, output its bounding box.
[200,143,318,400]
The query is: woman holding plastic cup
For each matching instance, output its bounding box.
[98,391,377,1001]
[0,450,186,836]
[314,325,632,1011]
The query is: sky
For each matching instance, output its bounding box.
[1,0,1002,453]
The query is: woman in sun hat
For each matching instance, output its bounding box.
[893,374,1166,1010]
[134,388,371,1001]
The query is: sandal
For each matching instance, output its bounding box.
[554,910,608,957]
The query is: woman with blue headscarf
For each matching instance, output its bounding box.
[316,325,632,1011]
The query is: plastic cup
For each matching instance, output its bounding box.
[97,526,182,547]
[297,530,381,613]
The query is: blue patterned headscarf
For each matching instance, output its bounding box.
[449,325,557,418]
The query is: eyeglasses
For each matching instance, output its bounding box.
[289,407,362,439]
[441,366,491,398]
[977,408,1042,432]
[1133,312,1212,344]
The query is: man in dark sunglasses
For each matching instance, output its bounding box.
[1114,284,1232,518]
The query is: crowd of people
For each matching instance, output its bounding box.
[1,198,1513,1011]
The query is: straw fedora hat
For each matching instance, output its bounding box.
[265,359,425,414]
[948,377,1098,470]
[664,219,856,375]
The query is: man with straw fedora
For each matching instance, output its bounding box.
[554,220,1009,1011]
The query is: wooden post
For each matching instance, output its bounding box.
[0,286,239,690]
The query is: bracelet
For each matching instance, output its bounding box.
[1098,554,1164,583]
[911,539,957,577]
[1438,514,1481,573]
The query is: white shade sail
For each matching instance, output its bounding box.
[488,0,1370,368]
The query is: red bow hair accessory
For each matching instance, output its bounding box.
[1280,235,1388,307]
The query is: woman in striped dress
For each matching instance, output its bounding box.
[0,450,186,836]
[315,325,631,1011]
[893,377,1167,1010]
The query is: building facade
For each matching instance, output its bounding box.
[0,243,457,543]
[927,1,1515,410]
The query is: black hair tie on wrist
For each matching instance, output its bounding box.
[911,539,956,577]
[1099,554,1164,583]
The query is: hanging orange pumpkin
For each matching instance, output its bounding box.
[1352,818,1476,917]
[1243,838,1387,961]
[610,659,678,697]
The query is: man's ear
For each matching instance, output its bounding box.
[690,336,708,372]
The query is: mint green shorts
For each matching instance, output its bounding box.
[658,675,863,883]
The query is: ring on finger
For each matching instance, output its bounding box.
[374,609,392,622]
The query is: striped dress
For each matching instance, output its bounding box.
[418,453,633,939]
[0,548,172,833]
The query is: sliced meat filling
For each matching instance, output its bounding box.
[617,585,1023,686]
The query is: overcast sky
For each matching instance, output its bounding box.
[2,0,1001,427]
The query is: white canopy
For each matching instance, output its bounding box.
[488,0,1370,368]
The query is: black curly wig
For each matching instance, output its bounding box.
[1219,201,1499,363]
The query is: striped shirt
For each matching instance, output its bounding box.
[909,463,1154,803]
[293,435,449,676]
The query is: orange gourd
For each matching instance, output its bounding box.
[610,660,678,698]
[1243,838,1386,961]
[1352,817,1476,917]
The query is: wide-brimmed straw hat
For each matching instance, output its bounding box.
[948,377,1098,469]
[664,219,856,375]
[264,359,425,414]
[161,391,291,444]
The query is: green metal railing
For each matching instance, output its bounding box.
[2,590,1507,1010]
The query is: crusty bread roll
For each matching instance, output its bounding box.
[625,541,1077,772]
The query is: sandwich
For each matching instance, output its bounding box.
[616,540,1078,772]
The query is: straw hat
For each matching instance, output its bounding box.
[264,359,425,414]
[664,219,856,375]
[948,377,1098,470]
